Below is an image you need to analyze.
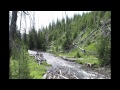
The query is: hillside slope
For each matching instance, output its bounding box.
[44,11,111,67]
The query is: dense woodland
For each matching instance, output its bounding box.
[9,11,111,79]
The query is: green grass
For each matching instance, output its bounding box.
[81,31,88,39]
[47,45,100,68]
[41,61,52,66]
[67,48,80,57]
[76,58,99,66]
[84,42,97,51]
[28,57,51,79]
[10,52,51,79]
[53,46,86,58]
[54,50,100,67]
[82,55,96,58]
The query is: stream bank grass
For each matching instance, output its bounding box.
[28,57,51,79]
[10,52,51,79]
[76,58,100,68]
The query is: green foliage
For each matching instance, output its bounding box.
[28,28,47,51]
[28,30,34,49]
[75,51,81,58]
[23,29,28,46]
[10,47,50,79]
[10,43,31,79]
[10,57,19,79]
[76,58,99,65]
[86,40,91,46]
[62,37,67,50]
[84,43,96,51]
[15,30,21,41]
[104,11,111,19]
[40,11,111,68]
[28,58,48,79]
[82,31,88,39]
[96,36,111,66]
[16,11,111,70]
[73,31,77,39]
[41,61,52,66]
[10,35,50,79]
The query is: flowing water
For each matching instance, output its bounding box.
[28,50,110,79]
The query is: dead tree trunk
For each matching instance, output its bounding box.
[9,11,17,79]
[9,11,17,58]
[9,11,17,40]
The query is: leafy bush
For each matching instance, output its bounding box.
[41,61,52,66]
[10,42,50,79]
[86,40,91,46]
[75,51,81,58]
[76,58,99,65]
[10,46,31,79]
[96,36,111,66]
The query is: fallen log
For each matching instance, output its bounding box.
[57,76,60,79]
[85,62,92,67]
[56,74,69,79]
[48,76,51,79]
[61,57,77,62]
[53,75,56,79]
[59,70,62,75]
[73,73,79,79]
[42,74,47,79]
[68,69,70,74]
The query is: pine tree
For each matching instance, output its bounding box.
[23,29,27,45]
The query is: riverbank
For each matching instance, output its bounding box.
[49,51,111,78]
[28,50,111,79]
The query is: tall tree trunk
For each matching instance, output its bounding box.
[9,11,17,55]
[9,11,17,79]
[9,11,17,40]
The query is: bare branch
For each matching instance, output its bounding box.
[59,70,62,75]
[56,74,69,79]
[23,11,30,15]
[19,11,22,31]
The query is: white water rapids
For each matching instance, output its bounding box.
[28,50,110,79]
